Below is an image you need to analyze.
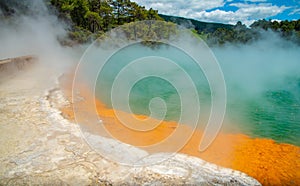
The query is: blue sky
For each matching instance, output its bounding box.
[133,0,300,25]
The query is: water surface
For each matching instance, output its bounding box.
[96,42,300,146]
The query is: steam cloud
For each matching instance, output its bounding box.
[1,0,299,147]
[0,0,81,72]
[212,32,300,144]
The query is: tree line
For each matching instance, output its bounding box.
[50,0,162,43]
[1,0,299,45]
[161,14,300,45]
[206,19,300,45]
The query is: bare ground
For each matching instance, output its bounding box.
[0,62,260,185]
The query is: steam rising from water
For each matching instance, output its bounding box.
[212,34,300,145]
[0,0,299,147]
[93,30,300,146]
[0,1,81,72]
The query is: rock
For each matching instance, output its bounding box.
[0,65,261,185]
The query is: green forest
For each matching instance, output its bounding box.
[162,14,300,45]
[1,0,300,45]
[49,0,163,43]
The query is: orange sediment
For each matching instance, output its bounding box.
[60,75,300,186]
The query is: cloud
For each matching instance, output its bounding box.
[195,3,287,25]
[230,3,287,18]
[244,0,267,2]
[289,8,300,15]
[134,0,224,13]
[133,0,288,26]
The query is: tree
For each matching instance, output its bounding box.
[111,0,126,25]
[271,20,280,31]
[69,0,89,28]
[50,0,164,43]
[147,8,161,20]
[128,2,147,21]
[89,0,101,12]
[85,11,103,32]
[99,1,114,31]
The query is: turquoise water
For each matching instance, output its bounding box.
[96,43,211,121]
[226,77,300,146]
[95,42,300,146]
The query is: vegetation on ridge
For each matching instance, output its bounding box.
[1,0,300,45]
[49,0,163,43]
[161,14,300,45]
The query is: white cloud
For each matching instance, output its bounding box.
[134,0,224,12]
[188,3,287,25]
[231,3,287,24]
[132,0,288,26]
[289,8,300,15]
[244,0,267,2]
[232,3,287,17]
[190,9,237,23]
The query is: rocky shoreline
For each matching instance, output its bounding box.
[0,60,260,185]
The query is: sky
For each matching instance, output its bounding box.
[132,0,300,26]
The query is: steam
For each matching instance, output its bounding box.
[213,31,300,105]
[211,31,300,145]
[83,25,300,146]
[1,0,298,147]
[0,1,80,72]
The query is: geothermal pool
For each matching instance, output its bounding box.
[95,42,300,147]
[67,39,300,185]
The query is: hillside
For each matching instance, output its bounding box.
[1,0,299,45]
[159,14,300,45]
[159,14,233,33]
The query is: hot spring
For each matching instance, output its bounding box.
[95,41,300,147]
